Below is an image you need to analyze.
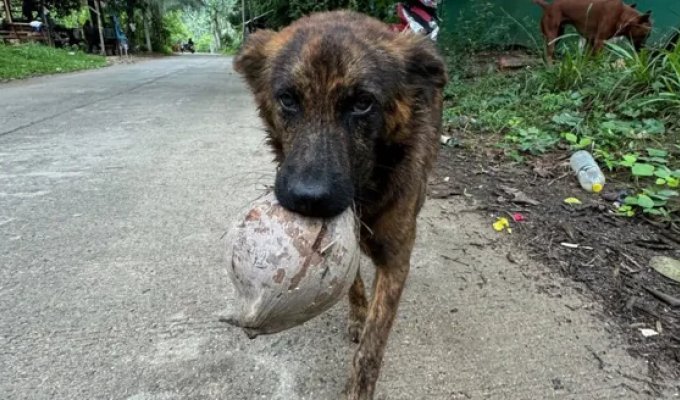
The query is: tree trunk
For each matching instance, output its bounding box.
[125,0,136,39]
[241,0,246,41]
[143,10,151,53]
[93,0,105,55]
[213,15,221,51]
[39,0,53,46]
[213,31,220,53]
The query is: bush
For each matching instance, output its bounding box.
[196,33,212,52]
[445,42,680,219]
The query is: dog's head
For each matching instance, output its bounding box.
[234,11,446,218]
[621,7,652,50]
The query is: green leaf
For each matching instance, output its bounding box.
[646,148,668,158]
[656,178,667,185]
[578,137,592,147]
[639,156,668,164]
[656,189,679,198]
[654,168,671,179]
[636,194,655,209]
[616,204,635,217]
[624,196,638,205]
[642,119,665,134]
[563,132,578,144]
[631,163,655,177]
[552,113,583,127]
[619,154,637,167]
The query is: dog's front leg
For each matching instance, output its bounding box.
[345,226,414,400]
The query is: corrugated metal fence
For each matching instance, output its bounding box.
[440,0,680,48]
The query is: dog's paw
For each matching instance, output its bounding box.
[343,380,374,400]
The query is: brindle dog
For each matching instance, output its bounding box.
[234,11,447,399]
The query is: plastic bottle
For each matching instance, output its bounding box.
[570,150,605,193]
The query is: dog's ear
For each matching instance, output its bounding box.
[234,30,276,88]
[639,11,652,23]
[404,38,448,91]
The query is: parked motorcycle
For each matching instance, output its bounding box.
[390,0,440,41]
[181,40,195,54]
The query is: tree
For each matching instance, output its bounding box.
[230,0,394,31]
[182,0,236,52]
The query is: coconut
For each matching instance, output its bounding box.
[222,192,359,338]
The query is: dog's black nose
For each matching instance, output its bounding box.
[275,175,352,219]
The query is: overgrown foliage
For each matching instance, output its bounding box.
[182,0,237,52]
[0,43,106,80]
[231,0,396,30]
[438,1,540,77]
[445,42,680,220]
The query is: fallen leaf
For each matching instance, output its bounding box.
[506,252,521,264]
[649,256,680,283]
[493,217,511,233]
[499,185,540,206]
[639,328,659,337]
[559,242,594,250]
[532,164,553,178]
[564,197,582,205]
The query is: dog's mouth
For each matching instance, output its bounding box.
[273,133,355,219]
[274,170,354,219]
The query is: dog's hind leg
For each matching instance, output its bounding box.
[348,270,368,343]
[591,38,606,55]
[541,17,560,63]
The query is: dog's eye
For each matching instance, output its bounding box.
[352,94,374,115]
[278,92,299,112]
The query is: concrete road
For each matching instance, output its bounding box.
[0,56,674,400]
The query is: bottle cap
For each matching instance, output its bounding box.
[592,183,603,193]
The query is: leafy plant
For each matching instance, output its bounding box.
[562,132,592,149]
[443,36,680,221]
[504,126,559,155]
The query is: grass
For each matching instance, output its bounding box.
[444,41,680,221]
[0,43,107,80]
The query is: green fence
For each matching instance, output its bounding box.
[440,0,680,48]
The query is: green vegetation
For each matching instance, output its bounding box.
[439,1,540,77]
[444,40,680,220]
[180,0,238,52]
[57,7,91,29]
[0,44,107,80]
[232,0,396,31]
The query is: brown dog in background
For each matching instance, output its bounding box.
[234,10,446,400]
[534,0,652,61]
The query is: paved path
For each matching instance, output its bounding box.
[0,56,672,399]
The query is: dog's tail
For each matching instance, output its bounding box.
[532,0,550,9]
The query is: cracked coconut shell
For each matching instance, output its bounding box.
[223,192,359,338]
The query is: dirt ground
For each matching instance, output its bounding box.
[431,131,680,389]
[6,55,680,399]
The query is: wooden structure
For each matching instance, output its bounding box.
[1,0,48,43]
[0,0,120,53]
